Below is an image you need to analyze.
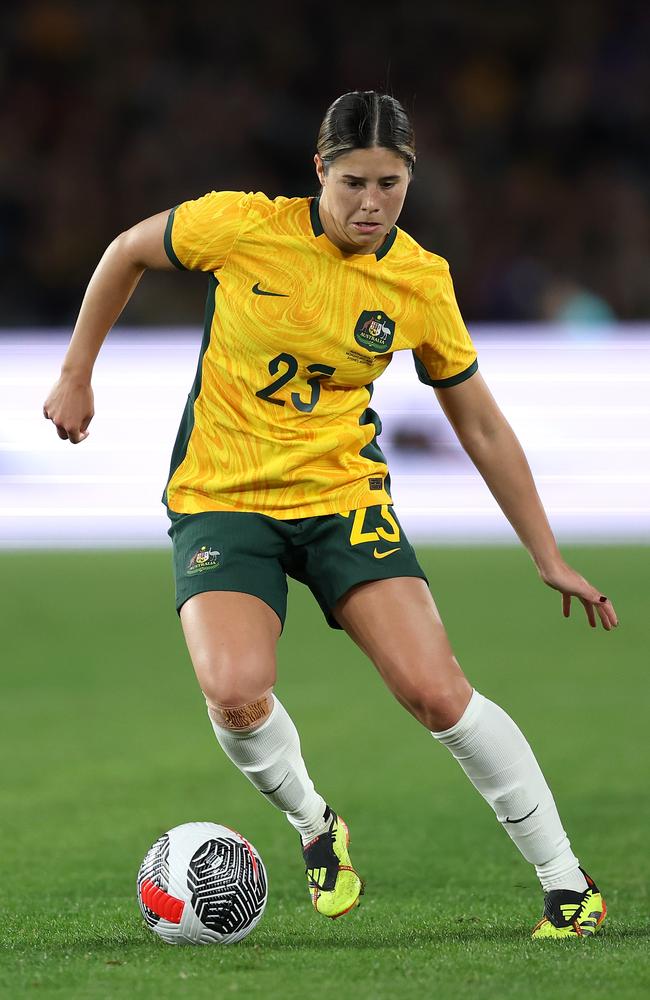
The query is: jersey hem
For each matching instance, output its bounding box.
[165,487,394,521]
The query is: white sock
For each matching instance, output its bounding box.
[432,690,588,894]
[210,696,329,843]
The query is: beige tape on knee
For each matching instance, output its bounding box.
[207,693,273,731]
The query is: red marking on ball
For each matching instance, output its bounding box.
[140,878,185,924]
[225,826,259,880]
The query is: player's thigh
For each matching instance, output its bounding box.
[333,576,471,729]
[168,509,289,706]
[180,591,281,706]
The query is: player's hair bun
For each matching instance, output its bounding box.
[317,91,415,172]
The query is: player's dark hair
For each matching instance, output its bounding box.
[317,91,415,173]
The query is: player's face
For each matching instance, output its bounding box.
[314,147,411,255]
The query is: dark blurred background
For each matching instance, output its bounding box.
[2,0,649,326]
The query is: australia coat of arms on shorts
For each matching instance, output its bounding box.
[187,545,221,575]
[354,311,396,353]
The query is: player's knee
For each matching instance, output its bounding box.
[420,682,472,731]
[206,690,274,732]
[395,670,471,732]
[193,649,275,726]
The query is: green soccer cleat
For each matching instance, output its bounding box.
[302,809,364,919]
[531,869,607,939]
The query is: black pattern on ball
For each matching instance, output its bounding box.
[187,837,267,935]
[137,833,170,928]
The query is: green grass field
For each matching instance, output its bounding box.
[1,545,648,999]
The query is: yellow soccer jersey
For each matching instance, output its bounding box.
[163,190,477,518]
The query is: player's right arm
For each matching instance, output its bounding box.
[43,210,174,443]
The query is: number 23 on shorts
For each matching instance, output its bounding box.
[340,505,401,547]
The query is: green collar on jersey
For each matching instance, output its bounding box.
[309,195,397,261]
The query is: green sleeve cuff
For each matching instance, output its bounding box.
[164,207,187,270]
[412,354,478,388]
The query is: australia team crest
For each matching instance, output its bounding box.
[354,310,395,353]
[187,545,221,575]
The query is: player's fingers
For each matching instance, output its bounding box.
[595,596,618,630]
[580,598,597,628]
[78,413,93,439]
[562,593,571,618]
[583,586,618,630]
[596,605,612,630]
[55,424,69,440]
[66,427,86,444]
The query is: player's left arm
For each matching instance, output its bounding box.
[435,371,619,631]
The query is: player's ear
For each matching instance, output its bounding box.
[314,153,325,186]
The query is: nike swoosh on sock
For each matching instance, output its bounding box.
[503,803,539,824]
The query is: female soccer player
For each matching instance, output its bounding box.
[44,91,617,938]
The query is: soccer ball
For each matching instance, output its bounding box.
[137,822,268,945]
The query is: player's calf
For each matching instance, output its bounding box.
[208,695,331,842]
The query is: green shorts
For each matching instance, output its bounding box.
[167,504,427,631]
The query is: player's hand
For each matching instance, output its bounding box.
[539,560,618,631]
[43,376,94,443]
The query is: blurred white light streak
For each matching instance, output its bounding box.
[0,508,161,517]
[1,326,649,546]
[0,474,154,484]
[396,475,650,484]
